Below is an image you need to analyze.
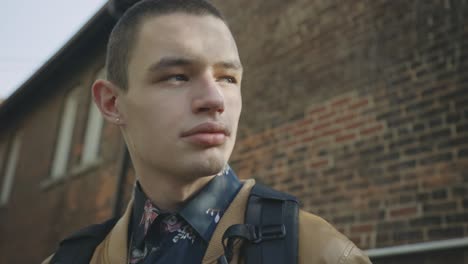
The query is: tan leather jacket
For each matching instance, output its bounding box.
[43,179,372,264]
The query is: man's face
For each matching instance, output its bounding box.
[117,13,242,181]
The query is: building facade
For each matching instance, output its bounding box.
[0,1,467,263]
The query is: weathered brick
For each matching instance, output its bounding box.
[335,133,356,143]
[345,120,368,130]
[389,136,416,150]
[308,106,327,116]
[417,193,430,202]
[313,121,333,131]
[348,99,369,110]
[331,97,351,107]
[463,199,468,209]
[318,111,336,121]
[421,84,445,98]
[432,189,448,200]
[459,148,468,158]
[439,89,468,104]
[452,186,468,197]
[428,227,464,240]
[334,113,356,124]
[438,135,468,149]
[405,145,432,155]
[445,213,468,224]
[409,216,442,227]
[454,97,468,111]
[360,210,386,221]
[332,215,355,225]
[398,127,411,136]
[387,116,414,128]
[446,112,462,124]
[389,206,419,218]
[420,152,453,165]
[406,99,434,113]
[309,159,329,169]
[373,174,400,186]
[412,122,425,132]
[360,124,384,136]
[387,160,416,172]
[374,152,400,162]
[359,145,385,157]
[424,201,457,213]
[418,106,449,120]
[351,223,374,233]
[419,128,451,143]
[393,230,423,242]
[377,221,408,231]
[320,128,341,137]
[390,92,417,106]
[457,122,468,134]
[428,117,443,128]
[377,109,401,121]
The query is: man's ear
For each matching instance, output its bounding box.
[92,79,123,125]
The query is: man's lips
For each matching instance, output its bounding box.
[181,122,230,146]
[181,122,230,137]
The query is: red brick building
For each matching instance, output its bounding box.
[0,1,467,263]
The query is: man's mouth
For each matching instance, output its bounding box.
[181,122,230,147]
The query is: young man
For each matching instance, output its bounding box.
[44,0,372,263]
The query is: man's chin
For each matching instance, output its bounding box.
[184,157,226,178]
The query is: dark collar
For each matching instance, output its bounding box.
[131,166,242,243]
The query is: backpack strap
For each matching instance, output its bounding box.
[50,217,118,264]
[221,183,299,264]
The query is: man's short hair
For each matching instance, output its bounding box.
[106,0,225,91]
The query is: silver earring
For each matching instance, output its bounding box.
[116,117,121,124]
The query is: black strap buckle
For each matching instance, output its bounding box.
[252,224,286,243]
[221,223,288,262]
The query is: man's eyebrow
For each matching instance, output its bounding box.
[147,57,194,72]
[147,57,243,72]
[214,60,243,71]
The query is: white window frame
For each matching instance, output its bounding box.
[50,88,79,179]
[1,133,22,206]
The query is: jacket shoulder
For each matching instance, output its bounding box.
[41,217,118,264]
[298,210,372,264]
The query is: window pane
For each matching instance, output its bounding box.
[1,133,21,206]
[51,90,78,179]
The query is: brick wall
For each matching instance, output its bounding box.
[214,0,468,257]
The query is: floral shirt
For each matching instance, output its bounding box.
[128,166,242,264]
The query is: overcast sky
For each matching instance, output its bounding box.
[0,0,107,100]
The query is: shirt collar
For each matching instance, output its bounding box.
[131,165,242,243]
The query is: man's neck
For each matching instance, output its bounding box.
[137,173,215,212]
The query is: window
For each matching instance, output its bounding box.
[80,68,105,165]
[1,133,22,206]
[47,68,106,183]
[50,88,79,179]
[81,94,104,165]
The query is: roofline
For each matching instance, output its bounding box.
[0,3,117,129]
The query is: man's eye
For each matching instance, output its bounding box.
[163,74,188,82]
[218,76,237,84]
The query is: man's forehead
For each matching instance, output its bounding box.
[133,12,240,68]
[140,12,230,37]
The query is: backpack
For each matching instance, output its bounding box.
[50,184,299,264]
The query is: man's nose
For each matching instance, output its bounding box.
[191,75,225,115]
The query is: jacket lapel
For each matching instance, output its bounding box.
[202,179,255,263]
[91,198,133,264]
